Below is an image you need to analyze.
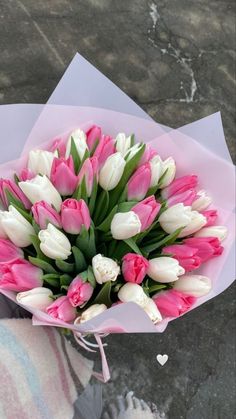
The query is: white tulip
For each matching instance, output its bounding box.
[159,203,192,234]
[125,143,142,161]
[0,206,35,247]
[99,152,126,191]
[16,287,53,310]
[38,223,71,260]
[65,128,88,160]
[194,225,228,242]
[111,211,141,240]
[19,175,62,212]
[143,298,162,323]
[118,283,149,308]
[0,211,8,238]
[159,157,176,188]
[192,190,212,211]
[28,149,56,178]
[150,155,163,187]
[74,304,107,324]
[173,274,212,297]
[147,257,185,283]
[178,211,206,238]
[115,133,132,155]
[92,254,120,284]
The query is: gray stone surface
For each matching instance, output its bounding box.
[0,1,235,418]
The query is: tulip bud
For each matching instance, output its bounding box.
[78,157,98,197]
[149,155,163,187]
[173,274,212,297]
[99,152,126,191]
[67,276,93,307]
[38,223,71,260]
[49,138,66,157]
[184,236,223,261]
[16,287,53,310]
[32,201,61,230]
[132,196,161,231]
[61,199,91,234]
[200,209,218,227]
[162,244,201,272]
[118,283,149,307]
[158,203,192,234]
[65,129,88,160]
[28,149,56,178]
[0,178,31,209]
[115,133,132,155]
[0,259,43,292]
[138,145,157,167]
[147,257,185,283]
[159,157,176,188]
[19,175,62,212]
[153,289,196,318]
[194,225,227,242]
[86,125,102,150]
[46,296,77,322]
[167,189,197,208]
[92,254,120,284]
[178,210,206,238]
[192,190,212,211]
[0,206,35,247]
[125,143,142,161]
[50,156,78,196]
[93,135,115,168]
[127,163,151,201]
[74,304,107,324]
[0,238,23,264]
[111,211,141,240]
[19,168,35,182]
[122,253,149,284]
[161,175,198,200]
[143,298,162,323]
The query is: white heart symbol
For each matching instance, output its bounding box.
[156,354,168,366]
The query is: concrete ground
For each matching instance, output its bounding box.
[0,1,235,418]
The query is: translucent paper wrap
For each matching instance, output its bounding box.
[0,54,235,379]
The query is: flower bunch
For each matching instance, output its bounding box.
[0,125,227,325]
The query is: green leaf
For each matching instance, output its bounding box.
[88,180,98,216]
[60,285,69,292]
[42,273,60,287]
[32,220,40,235]
[117,201,138,212]
[80,149,90,166]
[72,246,87,272]
[156,168,168,189]
[130,133,135,147]
[5,189,26,210]
[141,227,183,254]
[30,235,46,259]
[60,274,72,286]
[93,281,112,306]
[70,137,81,173]
[90,138,100,155]
[108,143,146,210]
[55,259,75,273]
[28,257,57,274]
[87,266,96,288]
[148,284,167,293]
[96,205,118,232]
[14,174,20,184]
[93,190,109,225]
[124,238,143,255]
[12,203,33,224]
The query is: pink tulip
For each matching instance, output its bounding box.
[61,198,91,234]
[86,125,102,150]
[162,244,201,272]
[201,209,218,227]
[132,195,161,231]
[46,296,77,322]
[0,178,31,209]
[0,259,43,291]
[153,289,196,318]
[167,189,197,207]
[32,200,61,230]
[122,253,149,284]
[49,138,66,157]
[93,135,115,168]
[183,237,223,262]
[127,163,151,201]
[67,276,93,307]
[138,145,157,166]
[50,156,78,196]
[0,239,24,264]
[19,168,35,181]
[77,156,98,197]
[161,175,198,199]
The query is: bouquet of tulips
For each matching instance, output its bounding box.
[0,124,228,328]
